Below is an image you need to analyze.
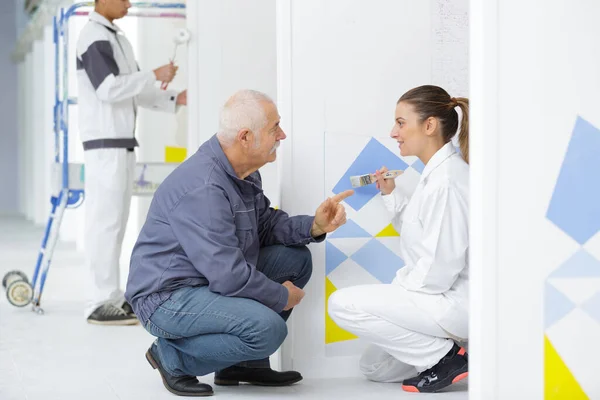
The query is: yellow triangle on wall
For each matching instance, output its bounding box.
[165,146,187,163]
[325,277,358,344]
[376,223,400,237]
[545,335,589,399]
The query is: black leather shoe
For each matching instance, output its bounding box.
[214,365,303,386]
[146,343,214,397]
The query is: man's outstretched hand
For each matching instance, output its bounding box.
[311,189,354,237]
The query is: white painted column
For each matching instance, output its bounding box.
[471,1,600,399]
[187,0,281,368]
[277,0,327,374]
[469,0,499,398]
[275,0,294,371]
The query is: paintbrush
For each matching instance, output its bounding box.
[349,170,403,188]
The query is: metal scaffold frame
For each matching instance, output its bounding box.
[3,2,186,314]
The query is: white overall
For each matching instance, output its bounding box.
[76,12,180,318]
[329,142,469,382]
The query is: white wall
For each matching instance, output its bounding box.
[0,0,19,216]
[31,38,46,226]
[471,0,600,398]
[20,52,34,220]
[278,0,468,378]
[121,2,189,288]
[59,9,91,245]
[187,0,280,205]
[14,3,52,224]
[15,0,28,37]
[136,10,187,162]
[42,24,56,228]
[17,58,27,218]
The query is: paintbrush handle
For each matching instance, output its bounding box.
[382,170,403,179]
[350,169,405,188]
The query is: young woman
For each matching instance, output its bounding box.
[328,85,469,393]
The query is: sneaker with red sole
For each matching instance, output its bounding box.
[401,343,468,393]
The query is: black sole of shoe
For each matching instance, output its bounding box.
[146,350,214,397]
[214,376,303,387]
[402,365,468,393]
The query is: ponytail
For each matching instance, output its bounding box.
[454,98,469,164]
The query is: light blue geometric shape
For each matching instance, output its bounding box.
[410,159,425,174]
[549,249,600,278]
[328,219,372,239]
[545,282,576,329]
[546,116,600,244]
[350,238,404,283]
[326,241,348,275]
[581,291,600,325]
[332,138,409,211]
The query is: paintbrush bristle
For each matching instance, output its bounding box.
[350,174,375,188]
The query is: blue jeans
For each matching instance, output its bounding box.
[144,245,313,377]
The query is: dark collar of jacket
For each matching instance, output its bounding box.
[208,134,263,197]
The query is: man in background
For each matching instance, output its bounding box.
[76,0,187,325]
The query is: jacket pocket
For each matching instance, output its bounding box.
[234,210,254,251]
[234,210,255,251]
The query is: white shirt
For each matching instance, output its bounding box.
[382,142,469,338]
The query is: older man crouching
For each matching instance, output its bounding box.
[125,89,353,397]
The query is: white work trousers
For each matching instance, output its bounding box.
[328,284,462,383]
[83,148,135,318]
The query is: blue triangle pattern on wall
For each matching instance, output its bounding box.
[328,219,372,239]
[326,241,348,275]
[332,138,409,211]
[546,117,600,244]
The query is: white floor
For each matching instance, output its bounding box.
[0,216,468,400]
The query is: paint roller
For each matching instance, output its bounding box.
[161,28,191,90]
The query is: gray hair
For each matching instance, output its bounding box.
[217,90,274,147]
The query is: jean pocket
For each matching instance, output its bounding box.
[145,319,183,340]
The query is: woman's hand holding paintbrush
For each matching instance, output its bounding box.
[349,166,402,195]
[374,166,399,195]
